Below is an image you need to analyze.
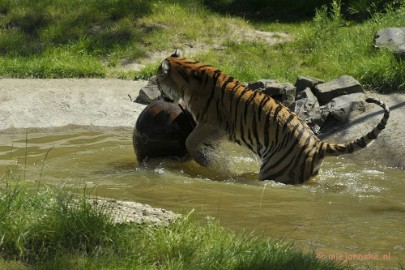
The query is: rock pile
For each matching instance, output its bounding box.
[245,75,367,134]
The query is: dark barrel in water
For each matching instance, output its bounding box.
[133,99,195,163]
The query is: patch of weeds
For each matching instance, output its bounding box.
[0,177,345,269]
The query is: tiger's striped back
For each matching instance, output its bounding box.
[157,51,389,184]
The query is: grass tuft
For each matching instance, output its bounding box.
[0,182,113,263]
[0,178,345,269]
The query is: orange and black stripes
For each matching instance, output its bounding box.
[157,52,390,184]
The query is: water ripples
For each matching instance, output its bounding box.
[1,127,404,268]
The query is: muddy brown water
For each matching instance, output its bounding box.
[1,127,404,268]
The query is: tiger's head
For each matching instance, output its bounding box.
[156,50,216,105]
[156,49,184,103]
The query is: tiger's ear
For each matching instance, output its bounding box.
[171,49,181,58]
[161,60,170,75]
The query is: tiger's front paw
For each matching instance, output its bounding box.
[190,149,210,167]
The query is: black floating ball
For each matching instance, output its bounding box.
[133,99,196,163]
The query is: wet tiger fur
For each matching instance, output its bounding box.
[156,50,390,184]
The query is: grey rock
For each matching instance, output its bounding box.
[290,87,319,117]
[247,79,277,90]
[290,88,325,134]
[395,44,405,60]
[89,198,180,225]
[313,75,363,105]
[248,79,296,106]
[374,27,405,51]
[296,86,317,101]
[324,92,366,124]
[135,76,160,104]
[310,106,331,134]
[295,76,324,92]
[294,101,326,135]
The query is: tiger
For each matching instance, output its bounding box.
[156,50,390,184]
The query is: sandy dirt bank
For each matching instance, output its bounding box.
[0,78,147,130]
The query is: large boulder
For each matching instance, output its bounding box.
[312,75,363,105]
[374,27,405,51]
[395,44,405,59]
[133,99,196,162]
[248,79,296,106]
[294,76,324,92]
[289,87,325,134]
[135,76,160,104]
[327,93,366,123]
[374,27,405,60]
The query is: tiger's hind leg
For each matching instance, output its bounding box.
[186,123,223,167]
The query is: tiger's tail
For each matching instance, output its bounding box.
[320,98,390,156]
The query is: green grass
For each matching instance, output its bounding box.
[0,0,248,79]
[191,0,405,92]
[0,48,105,78]
[0,177,345,269]
[0,0,404,92]
[294,1,405,92]
[202,0,401,22]
[0,0,149,78]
